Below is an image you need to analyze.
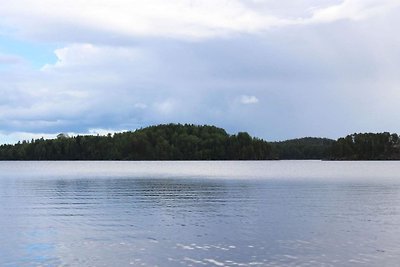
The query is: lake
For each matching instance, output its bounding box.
[1,161,400,266]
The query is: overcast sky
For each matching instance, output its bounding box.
[0,0,399,143]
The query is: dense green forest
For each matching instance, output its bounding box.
[271,137,335,159]
[0,124,272,160]
[330,132,400,160]
[0,124,399,160]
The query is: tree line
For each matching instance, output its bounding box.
[270,137,335,160]
[0,124,399,160]
[0,124,272,160]
[330,132,400,160]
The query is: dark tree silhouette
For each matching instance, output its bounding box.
[0,124,273,160]
[2,125,399,160]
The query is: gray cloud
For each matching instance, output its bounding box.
[0,1,400,143]
[0,54,23,65]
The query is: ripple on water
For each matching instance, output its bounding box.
[2,161,400,266]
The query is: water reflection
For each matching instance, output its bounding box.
[1,161,400,266]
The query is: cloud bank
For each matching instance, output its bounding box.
[0,0,398,40]
[0,0,400,143]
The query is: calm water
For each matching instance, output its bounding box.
[1,161,400,267]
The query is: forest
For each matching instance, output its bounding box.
[0,124,399,160]
[330,132,400,160]
[270,137,335,159]
[0,124,272,160]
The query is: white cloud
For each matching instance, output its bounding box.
[239,95,259,104]
[0,128,132,144]
[0,0,398,41]
[0,42,201,136]
[0,0,286,40]
[0,131,55,144]
[1,1,400,142]
[2,20,400,140]
[42,43,150,71]
[87,128,127,136]
[309,0,400,23]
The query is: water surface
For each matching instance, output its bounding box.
[1,161,400,266]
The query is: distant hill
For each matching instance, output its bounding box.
[0,124,272,160]
[1,125,400,160]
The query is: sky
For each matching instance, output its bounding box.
[0,0,400,144]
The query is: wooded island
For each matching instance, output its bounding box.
[0,124,399,160]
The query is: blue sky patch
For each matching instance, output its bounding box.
[0,35,57,68]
